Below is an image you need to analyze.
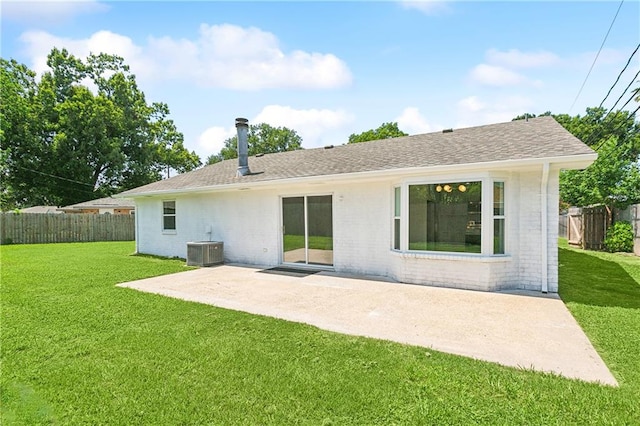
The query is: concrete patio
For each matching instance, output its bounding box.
[118,265,617,386]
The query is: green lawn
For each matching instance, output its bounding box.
[1,241,639,424]
[558,239,640,399]
[283,234,333,251]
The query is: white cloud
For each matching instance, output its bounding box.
[160,24,352,90]
[400,1,450,15]
[197,126,236,156]
[2,0,109,24]
[485,48,560,69]
[197,105,355,155]
[20,30,145,76]
[19,24,352,90]
[468,48,560,88]
[254,105,354,148]
[457,96,486,113]
[573,48,627,69]
[469,64,528,87]
[395,107,437,134]
[456,95,533,127]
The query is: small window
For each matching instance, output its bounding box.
[163,201,176,231]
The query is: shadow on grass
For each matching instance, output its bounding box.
[559,248,640,309]
[131,253,187,262]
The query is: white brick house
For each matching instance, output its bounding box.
[118,117,596,292]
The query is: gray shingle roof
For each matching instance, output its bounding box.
[19,206,62,214]
[120,116,595,196]
[61,197,135,209]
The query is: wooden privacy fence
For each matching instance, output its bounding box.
[621,204,640,256]
[582,206,609,250]
[567,207,583,246]
[566,206,611,250]
[558,213,568,238]
[0,213,134,245]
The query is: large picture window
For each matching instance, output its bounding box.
[408,181,482,253]
[163,200,176,231]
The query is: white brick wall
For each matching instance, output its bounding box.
[391,251,513,291]
[135,166,559,292]
[547,170,560,292]
[332,182,391,277]
[136,190,282,266]
[517,170,544,290]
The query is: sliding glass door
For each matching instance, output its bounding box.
[283,197,306,264]
[282,195,333,266]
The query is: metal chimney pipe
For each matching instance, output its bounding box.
[235,117,250,177]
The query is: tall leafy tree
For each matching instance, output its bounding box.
[514,106,639,209]
[0,49,201,209]
[348,122,408,144]
[556,107,639,209]
[150,105,200,178]
[206,123,302,165]
[0,59,47,209]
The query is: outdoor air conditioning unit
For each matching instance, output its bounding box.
[187,241,224,267]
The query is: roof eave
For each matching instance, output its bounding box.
[548,152,597,169]
[118,153,598,198]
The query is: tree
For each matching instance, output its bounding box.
[347,122,408,144]
[150,107,201,178]
[206,123,302,165]
[0,49,201,209]
[554,107,639,209]
[511,111,552,121]
[511,107,640,209]
[0,59,45,209]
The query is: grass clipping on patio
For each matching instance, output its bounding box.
[1,241,639,424]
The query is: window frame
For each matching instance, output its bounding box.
[407,180,482,254]
[493,181,506,255]
[393,186,401,250]
[393,176,507,256]
[162,200,176,233]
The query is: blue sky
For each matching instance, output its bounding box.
[2,1,638,160]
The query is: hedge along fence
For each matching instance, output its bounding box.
[0,213,135,245]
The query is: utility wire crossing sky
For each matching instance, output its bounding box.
[2,0,639,160]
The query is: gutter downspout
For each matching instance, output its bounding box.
[541,162,549,293]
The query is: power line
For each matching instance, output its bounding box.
[593,104,639,153]
[584,65,640,151]
[616,87,639,111]
[16,166,95,187]
[14,166,102,200]
[593,111,639,166]
[569,0,625,113]
[598,43,640,109]
[591,96,637,151]
[606,67,640,112]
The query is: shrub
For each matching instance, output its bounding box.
[604,221,634,253]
